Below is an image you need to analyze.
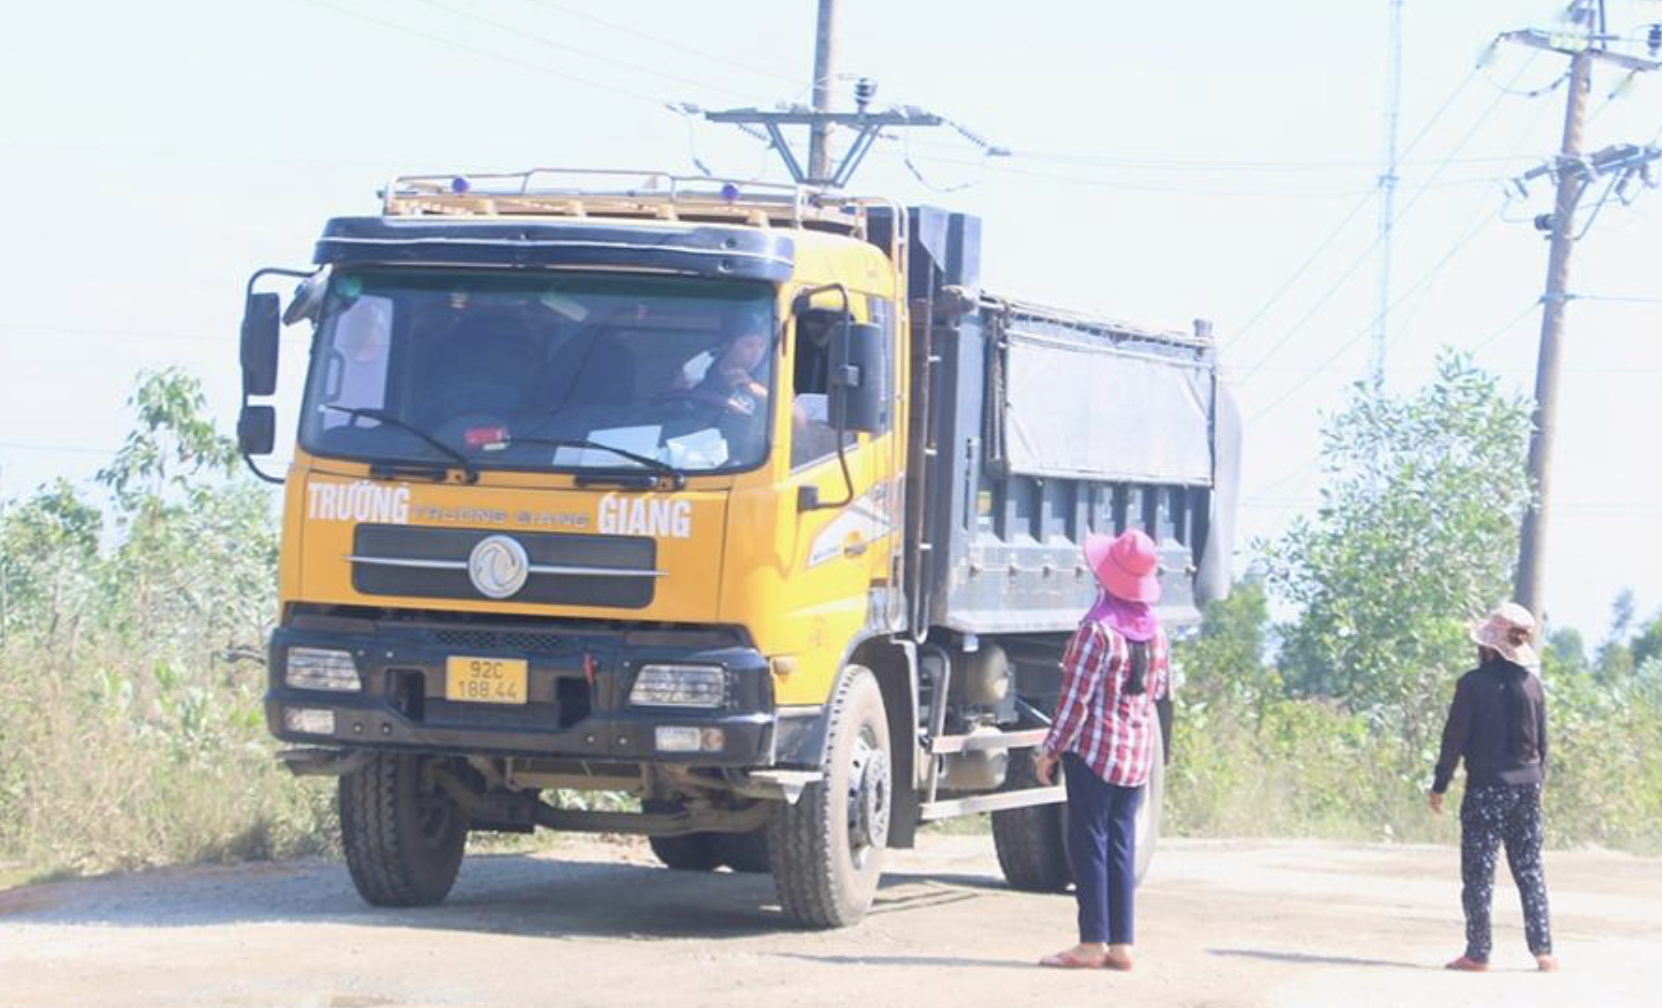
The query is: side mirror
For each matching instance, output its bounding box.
[827,321,887,434]
[241,292,281,396]
[238,405,276,456]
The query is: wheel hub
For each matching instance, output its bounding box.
[847,742,891,855]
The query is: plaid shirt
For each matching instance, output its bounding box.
[1041,619,1169,787]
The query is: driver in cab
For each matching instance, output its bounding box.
[673,304,773,418]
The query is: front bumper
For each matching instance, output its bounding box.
[264,611,777,765]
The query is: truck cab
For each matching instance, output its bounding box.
[242,169,1235,927]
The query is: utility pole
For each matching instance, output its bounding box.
[808,0,837,183]
[1506,2,1660,619]
[697,2,995,189]
[1371,0,1405,392]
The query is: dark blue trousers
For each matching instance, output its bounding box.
[1062,752,1143,945]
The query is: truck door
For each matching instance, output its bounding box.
[776,298,904,691]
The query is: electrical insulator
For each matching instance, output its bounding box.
[1648,23,1661,57]
[854,78,877,113]
[1533,213,1556,233]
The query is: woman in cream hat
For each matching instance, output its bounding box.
[1428,602,1556,973]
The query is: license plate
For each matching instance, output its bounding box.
[445,656,528,705]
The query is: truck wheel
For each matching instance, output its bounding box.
[339,753,467,907]
[647,833,724,871]
[718,827,771,873]
[991,748,1073,892]
[644,801,724,871]
[992,723,1166,892]
[1134,723,1165,884]
[768,665,890,928]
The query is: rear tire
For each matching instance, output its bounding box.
[1134,724,1165,884]
[992,723,1165,891]
[718,827,771,874]
[768,665,891,928]
[645,801,724,871]
[339,753,467,907]
[647,833,724,871]
[991,748,1073,892]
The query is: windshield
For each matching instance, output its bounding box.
[299,271,777,475]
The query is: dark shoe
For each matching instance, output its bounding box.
[1445,956,1488,972]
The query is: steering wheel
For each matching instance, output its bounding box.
[422,379,517,427]
[652,386,734,416]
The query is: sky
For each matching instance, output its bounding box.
[1,0,1659,642]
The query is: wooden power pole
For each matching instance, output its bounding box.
[1506,4,1660,619]
[807,0,837,184]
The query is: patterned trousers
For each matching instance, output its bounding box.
[1460,782,1553,960]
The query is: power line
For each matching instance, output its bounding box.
[302,0,669,107]
[1570,292,1662,304]
[0,322,227,343]
[1243,202,1504,425]
[978,148,1539,173]
[1233,52,1544,385]
[1226,61,1493,353]
[0,441,118,457]
[519,0,802,87]
[886,151,1482,199]
[412,0,763,103]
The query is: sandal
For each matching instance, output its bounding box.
[1445,956,1488,972]
[1039,949,1107,969]
[1102,951,1134,972]
[1536,954,1559,973]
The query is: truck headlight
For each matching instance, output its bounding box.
[629,665,726,708]
[281,706,337,736]
[285,647,361,692]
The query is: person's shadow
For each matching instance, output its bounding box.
[1208,947,1430,970]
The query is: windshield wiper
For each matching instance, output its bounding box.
[319,405,479,484]
[489,436,687,491]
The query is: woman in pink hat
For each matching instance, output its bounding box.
[1034,528,1169,971]
[1429,602,1557,973]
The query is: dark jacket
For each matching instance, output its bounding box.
[1431,658,1548,794]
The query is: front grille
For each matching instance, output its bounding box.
[432,628,568,655]
[349,525,658,608]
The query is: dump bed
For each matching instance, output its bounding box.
[898,207,1239,638]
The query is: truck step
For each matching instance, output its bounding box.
[919,786,1065,821]
[928,727,1048,755]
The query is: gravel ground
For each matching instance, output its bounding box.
[1,834,1657,1007]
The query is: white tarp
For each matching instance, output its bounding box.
[1002,331,1214,484]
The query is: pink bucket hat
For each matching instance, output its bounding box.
[1084,529,1162,604]
[1469,602,1540,669]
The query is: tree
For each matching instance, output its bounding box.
[97,366,237,514]
[1265,352,1533,752]
[1631,608,1662,671]
[1543,627,1591,680]
[1177,577,1277,710]
[0,480,104,645]
[91,368,276,657]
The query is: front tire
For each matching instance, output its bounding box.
[339,753,468,907]
[768,665,891,928]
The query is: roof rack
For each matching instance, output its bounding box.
[379,167,873,235]
[985,293,1215,351]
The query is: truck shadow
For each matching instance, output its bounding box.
[1,853,1014,941]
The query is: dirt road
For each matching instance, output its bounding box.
[1,835,1657,1007]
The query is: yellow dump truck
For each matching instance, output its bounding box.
[239,169,1238,927]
